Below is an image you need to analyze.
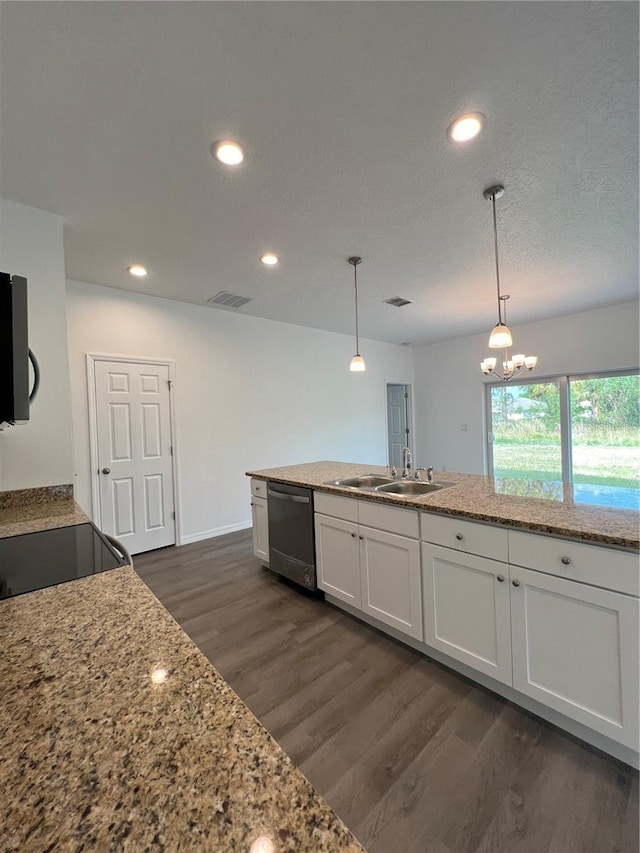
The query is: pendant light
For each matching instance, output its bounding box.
[484,185,512,349]
[348,256,365,372]
[480,184,538,382]
[481,295,538,381]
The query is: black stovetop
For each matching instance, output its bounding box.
[0,523,126,600]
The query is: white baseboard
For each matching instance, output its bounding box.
[179,520,252,545]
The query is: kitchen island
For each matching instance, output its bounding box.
[246,461,640,549]
[0,490,364,852]
[247,461,639,767]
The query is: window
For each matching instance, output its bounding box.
[486,370,639,509]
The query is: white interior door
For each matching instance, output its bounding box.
[387,384,410,468]
[94,359,176,554]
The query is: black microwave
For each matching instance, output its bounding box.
[0,271,31,425]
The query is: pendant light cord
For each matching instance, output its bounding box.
[491,192,503,325]
[354,262,360,354]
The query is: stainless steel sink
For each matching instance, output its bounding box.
[325,474,396,489]
[375,480,451,495]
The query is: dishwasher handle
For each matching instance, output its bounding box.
[267,488,310,504]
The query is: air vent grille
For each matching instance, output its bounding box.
[384,296,412,308]
[207,291,253,309]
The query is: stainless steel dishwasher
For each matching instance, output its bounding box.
[267,482,317,591]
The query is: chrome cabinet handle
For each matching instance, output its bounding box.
[359,535,364,540]
[561,556,572,565]
[102,467,111,475]
[351,533,356,538]
[496,575,505,583]
[455,533,463,541]
[512,579,521,587]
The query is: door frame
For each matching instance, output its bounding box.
[384,379,414,466]
[86,353,180,546]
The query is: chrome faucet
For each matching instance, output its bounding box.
[414,466,435,484]
[401,446,412,479]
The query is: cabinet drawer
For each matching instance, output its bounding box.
[358,500,419,539]
[421,513,508,562]
[314,491,359,522]
[251,478,268,498]
[509,530,639,597]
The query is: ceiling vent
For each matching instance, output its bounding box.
[384,296,412,308]
[207,291,253,309]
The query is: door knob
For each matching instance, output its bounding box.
[102,467,111,475]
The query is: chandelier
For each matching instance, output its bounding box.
[480,185,538,382]
[481,295,537,380]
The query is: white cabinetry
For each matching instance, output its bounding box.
[421,543,512,685]
[250,479,269,565]
[315,514,361,607]
[509,554,639,750]
[421,513,639,751]
[315,493,422,641]
[360,526,421,638]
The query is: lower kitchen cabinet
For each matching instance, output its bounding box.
[421,543,512,686]
[315,512,422,640]
[315,514,361,607]
[360,525,422,640]
[250,495,269,565]
[509,565,640,750]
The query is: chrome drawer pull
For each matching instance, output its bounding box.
[512,579,521,587]
[496,575,505,583]
[455,533,464,541]
[561,556,572,565]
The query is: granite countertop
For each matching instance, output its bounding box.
[1,566,364,852]
[0,484,89,539]
[247,461,640,550]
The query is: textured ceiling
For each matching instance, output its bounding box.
[0,1,638,345]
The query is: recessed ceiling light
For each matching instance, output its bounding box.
[260,253,279,266]
[212,140,244,166]
[447,112,485,143]
[127,264,148,277]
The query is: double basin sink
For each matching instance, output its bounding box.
[324,474,453,496]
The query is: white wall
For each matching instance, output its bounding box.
[66,280,413,542]
[0,199,74,491]
[412,300,640,475]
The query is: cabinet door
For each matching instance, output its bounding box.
[251,496,269,564]
[315,514,361,607]
[360,526,422,640]
[510,566,640,750]
[422,543,512,685]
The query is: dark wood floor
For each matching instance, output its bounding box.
[134,531,639,853]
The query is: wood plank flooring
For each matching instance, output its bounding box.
[134,531,639,853]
